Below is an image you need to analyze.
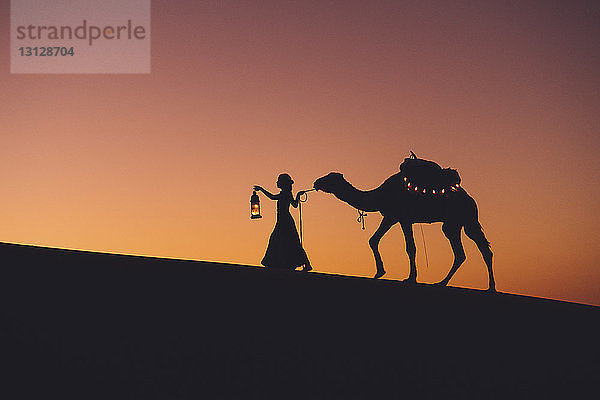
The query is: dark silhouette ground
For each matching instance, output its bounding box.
[0,242,598,399]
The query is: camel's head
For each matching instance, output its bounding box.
[313,172,345,193]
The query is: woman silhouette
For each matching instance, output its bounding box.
[254,173,312,272]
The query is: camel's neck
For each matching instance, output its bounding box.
[332,179,381,212]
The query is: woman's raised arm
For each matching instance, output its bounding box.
[254,185,278,200]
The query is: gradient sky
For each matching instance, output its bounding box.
[1,0,599,305]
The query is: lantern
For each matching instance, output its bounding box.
[250,190,262,219]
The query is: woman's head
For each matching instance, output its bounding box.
[277,173,294,191]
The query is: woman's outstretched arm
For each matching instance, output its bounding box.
[254,185,278,200]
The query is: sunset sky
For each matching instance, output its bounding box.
[1,1,599,305]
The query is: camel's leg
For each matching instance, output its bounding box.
[464,222,496,292]
[400,222,417,283]
[370,217,396,279]
[437,223,465,287]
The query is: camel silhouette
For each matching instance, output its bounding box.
[313,166,496,292]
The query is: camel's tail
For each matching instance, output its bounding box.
[462,195,494,285]
[465,221,491,250]
[464,220,494,285]
[463,195,492,252]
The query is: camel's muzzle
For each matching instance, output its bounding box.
[313,179,324,192]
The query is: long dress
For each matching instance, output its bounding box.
[261,191,310,270]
